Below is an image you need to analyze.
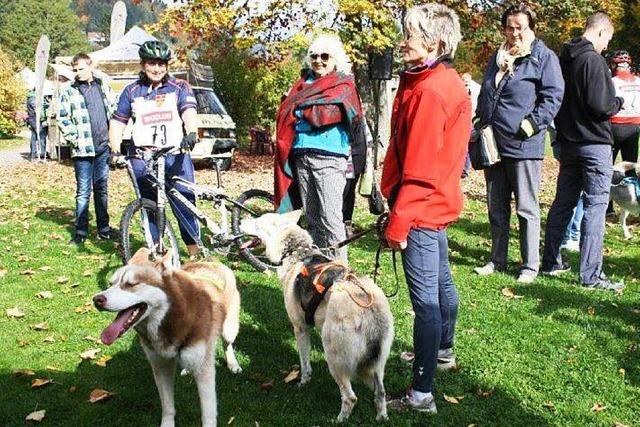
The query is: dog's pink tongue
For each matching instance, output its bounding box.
[101,308,135,345]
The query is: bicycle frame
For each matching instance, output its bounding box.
[125,147,243,257]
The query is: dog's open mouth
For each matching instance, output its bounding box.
[101,303,148,345]
[240,236,262,250]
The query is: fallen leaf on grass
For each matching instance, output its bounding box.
[614,422,630,427]
[82,270,93,277]
[36,291,53,299]
[56,276,69,284]
[45,366,61,372]
[400,351,415,362]
[83,336,101,344]
[88,388,114,403]
[227,416,235,424]
[6,307,25,318]
[95,355,112,367]
[21,269,36,276]
[591,402,606,412]
[31,322,49,331]
[80,348,101,360]
[283,369,299,383]
[260,380,274,391]
[587,306,596,316]
[42,336,55,343]
[501,288,524,299]
[38,265,51,271]
[542,401,556,412]
[74,303,93,314]
[25,409,46,422]
[443,394,464,404]
[18,340,30,347]
[31,378,53,388]
[12,369,35,377]
[0,268,7,277]
[476,388,494,398]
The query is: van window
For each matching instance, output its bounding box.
[193,88,228,115]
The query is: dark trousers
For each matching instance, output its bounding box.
[402,228,458,393]
[30,126,47,160]
[542,143,612,284]
[342,151,366,222]
[73,149,110,237]
[484,159,542,272]
[612,123,640,162]
[130,152,199,246]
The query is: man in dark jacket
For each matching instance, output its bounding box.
[26,89,48,161]
[541,12,624,290]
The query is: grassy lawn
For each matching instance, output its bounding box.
[0,156,638,426]
[0,134,27,151]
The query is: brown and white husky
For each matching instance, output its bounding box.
[93,248,241,427]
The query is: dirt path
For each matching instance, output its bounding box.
[0,133,31,168]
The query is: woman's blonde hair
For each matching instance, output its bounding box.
[304,34,353,75]
[403,3,462,58]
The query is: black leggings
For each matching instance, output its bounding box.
[612,123,640,163]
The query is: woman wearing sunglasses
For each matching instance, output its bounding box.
[274,34,365,262]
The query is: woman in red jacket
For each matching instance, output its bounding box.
[381,3,471,413]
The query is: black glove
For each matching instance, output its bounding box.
[180,132,198,151]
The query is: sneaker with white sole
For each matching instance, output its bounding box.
[474,262,501,276]
[583,274,624,291]
[437,348,457,371]
[540,262,571,276]
[400,389,437,414]
[517,270,537,284]
[560,239,580,252]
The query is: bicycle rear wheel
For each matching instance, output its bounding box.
[120,198,181,267]
[231,189,279,272]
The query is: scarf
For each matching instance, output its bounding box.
[274,70,363,211]
[495,32,535,86]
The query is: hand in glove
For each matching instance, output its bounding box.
[180,132,198,152]
[516,117,539,140]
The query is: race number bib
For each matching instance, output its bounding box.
[132,92,184,147]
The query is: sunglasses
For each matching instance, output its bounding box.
[310,53,330,61]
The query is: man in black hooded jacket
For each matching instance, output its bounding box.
[540,12,624,290]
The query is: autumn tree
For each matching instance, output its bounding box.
[0,0,90,68]
[0,47,27,135]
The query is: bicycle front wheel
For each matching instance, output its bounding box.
[120,198,181,267]
[231,189,279,272]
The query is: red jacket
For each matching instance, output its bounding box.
[381,61,471,242]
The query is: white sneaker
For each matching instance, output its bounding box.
[561,239,580,252]
[517,270,537,284]
[474,262,496,276]
[400,389,437,414]
[437,348,457,371]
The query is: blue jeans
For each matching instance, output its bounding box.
[542,143,612,284]
[73,149,110,237]
[130,152,200,246]
[30,127,47,159]
[401,228,459,393]
[563,193,584,242]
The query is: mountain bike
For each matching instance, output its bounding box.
[119,146,278,272]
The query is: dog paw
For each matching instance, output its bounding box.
[376,412,389,422]
[336,413,349,423]
[228,364,242,374]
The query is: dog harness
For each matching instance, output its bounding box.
[294,254,373,325]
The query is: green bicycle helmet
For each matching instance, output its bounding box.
[138,40,172,62]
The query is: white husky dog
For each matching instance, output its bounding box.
[240,210,394,423]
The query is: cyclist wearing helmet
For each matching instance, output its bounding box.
[610,50,640,163]
[109,40,201,256]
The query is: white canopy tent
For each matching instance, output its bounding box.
[89,25,157,62]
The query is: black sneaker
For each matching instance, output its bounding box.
[68,235,86,246]
[540,262,571,276]
[97,228,118,241]
[583,276,624,291]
